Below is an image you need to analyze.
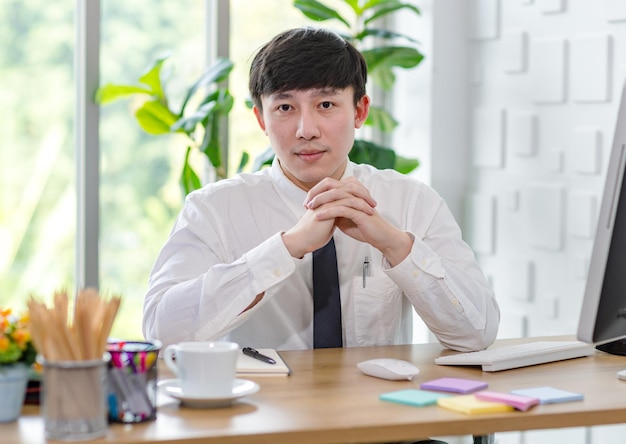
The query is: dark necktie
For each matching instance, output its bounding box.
[312,238,343,348]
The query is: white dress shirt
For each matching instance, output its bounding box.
[143,159,499,352]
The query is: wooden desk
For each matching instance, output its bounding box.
[2,337,626,443]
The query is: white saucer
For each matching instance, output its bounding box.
[157,378,260,408]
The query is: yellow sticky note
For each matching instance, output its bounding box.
[437,395,514,414]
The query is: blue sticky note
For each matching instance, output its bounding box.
[510,386,583,404]
[380,389,451,407]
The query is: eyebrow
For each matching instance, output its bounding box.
[270,88,340,101]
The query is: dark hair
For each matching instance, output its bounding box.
[249,27,368,110]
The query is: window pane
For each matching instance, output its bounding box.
[0,0,76,309]
[100,0,206,339]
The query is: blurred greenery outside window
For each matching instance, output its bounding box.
[1,0,328,340]
[0,1,76,310]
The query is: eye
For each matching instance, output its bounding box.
[320,101,333,109]
[277,104,292,112]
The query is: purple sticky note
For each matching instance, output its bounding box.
[420,377,488,394]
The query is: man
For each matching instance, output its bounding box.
[143,27,499,354]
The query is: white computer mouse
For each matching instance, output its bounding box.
[357,358,420,381]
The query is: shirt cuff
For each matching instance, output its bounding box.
[243,231,298,291]
[383,232,445,287]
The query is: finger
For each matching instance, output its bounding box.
[303,177,342,207]
[306,177,377,209]
[341,177,377,207]
[313,198,377,221]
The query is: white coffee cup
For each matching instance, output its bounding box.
[163,341,239,398]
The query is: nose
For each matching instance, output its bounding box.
[295,108,321,141]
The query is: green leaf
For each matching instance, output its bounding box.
[365,105,398,132]
[94,84,153,104]
[252,146,275,171]
[349,139,396,170]
[354,28,420,44]
[343,0,361,14]
[180,58,234,114]
[236,152,250,173]
[135,100,179,135]
[172,101,217,134]
[370,65,396,90]
[200,113,222,168]
[394,154,419,174]
[293,0,351,27]
[364,1,420,25]
[138,53,170,100]
[181,146,202,194]
[362,46,424,71]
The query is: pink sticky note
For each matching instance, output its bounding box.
[474,390,540,411]
[420,377,488,394]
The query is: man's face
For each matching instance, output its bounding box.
[254,87,369,191]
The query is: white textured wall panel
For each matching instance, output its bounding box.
[527,184,564,250]
[546,149,564,172]
[605,0,626,22]
[470,0,500,40]
[504,258,535,301]
[497,311,528,338]
[502,29,528,73]
[465,193,496,254]
[541,294,559,320]
[531,37,566,103]
[472,108,506,167]
[568,192,598,238]
[571,127,601,174]
[538,0,565,13]
[571,34,612,102]
[422,0,626,441]
[573,255,590,279]
[508,110,537,156]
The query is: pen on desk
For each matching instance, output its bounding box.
[363,256,369,288]
[242,347,276,365]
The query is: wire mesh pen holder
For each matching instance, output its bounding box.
[39,353,110,441]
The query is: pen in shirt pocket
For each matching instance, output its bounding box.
[363,256,370,288]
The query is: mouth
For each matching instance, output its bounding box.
[295,149,326,163]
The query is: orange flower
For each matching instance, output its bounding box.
[0,308,36,366]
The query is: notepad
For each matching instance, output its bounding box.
[437,394,514,414]
[420,377,488,394]
[236,349,291,376]
[510,386,583,404]
[380,389,451,407]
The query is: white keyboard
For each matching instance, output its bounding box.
[435,340,596,372]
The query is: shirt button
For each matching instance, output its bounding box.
[412,270,420,278]
[273,269,282,277]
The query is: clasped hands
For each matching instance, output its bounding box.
[282,177,412,267]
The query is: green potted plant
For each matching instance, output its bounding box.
[95,55,235,195]
[293,0,424,173]
[0,308,36,422]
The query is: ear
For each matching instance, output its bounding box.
[354,95,370,129]
[253,106,267,133]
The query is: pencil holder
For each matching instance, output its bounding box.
[106,340,161,423]
[39,353,110,441]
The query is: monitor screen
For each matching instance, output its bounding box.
[577,79,626,354]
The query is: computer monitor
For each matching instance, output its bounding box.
[577,79,626,355]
